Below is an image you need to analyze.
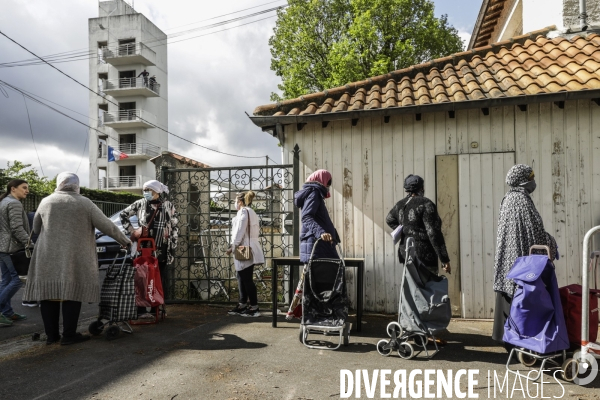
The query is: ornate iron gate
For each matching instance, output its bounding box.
[161,163,297,304]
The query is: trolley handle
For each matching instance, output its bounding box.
[529,245,551,259]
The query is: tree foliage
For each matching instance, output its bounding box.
[269,0,464,101]
[0,160,141,204]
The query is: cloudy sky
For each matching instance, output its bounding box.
[0,0,481,187]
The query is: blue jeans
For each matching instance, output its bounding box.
[0,252,23,317]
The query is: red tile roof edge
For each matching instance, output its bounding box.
[253,26,557,117]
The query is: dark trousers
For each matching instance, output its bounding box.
[40,300,82,341]
[236,265,258,306]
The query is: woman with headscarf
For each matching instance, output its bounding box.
[386,174,451,275]
[285,169,340,319]
[492,164,557,347]
[226,191,265,317]
[120,179,178,319]
[22,172,131,345]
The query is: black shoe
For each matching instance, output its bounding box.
[60,333,90,346]
[241,307,261,318]
[228,304,247,316]
[46,335,61,345]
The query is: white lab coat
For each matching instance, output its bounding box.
[230,207,265,271]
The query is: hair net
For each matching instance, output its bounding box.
[143,179,169,194]
[55,172,80,193]
[506,164,534,187]
[403,174,424,193]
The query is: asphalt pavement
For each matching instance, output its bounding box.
[0,271,104,342]
[0,305,598,400]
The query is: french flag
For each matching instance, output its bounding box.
[108,146,129,162]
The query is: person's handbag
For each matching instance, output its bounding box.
[130,206,159,242]
[9,231,33,276]
[234,209,254,261]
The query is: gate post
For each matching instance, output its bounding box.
[292,144,301,257]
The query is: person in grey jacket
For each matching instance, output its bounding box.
[22,173,131,345]
[0,179,31,326]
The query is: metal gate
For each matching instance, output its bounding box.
[161,163,297,304]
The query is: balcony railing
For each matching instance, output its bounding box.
[100,42,156,66]
[102,109,157,128]
[102,77,160,96]
[119,143,161,158]
[108,175,142,189]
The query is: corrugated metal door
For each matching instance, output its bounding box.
[459,152,514,318]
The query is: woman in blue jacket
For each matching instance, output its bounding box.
[286,169,340,319]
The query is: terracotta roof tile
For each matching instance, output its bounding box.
[254,31,600,117]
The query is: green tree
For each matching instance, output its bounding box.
[0,161,56,195]
[269,0,464,101]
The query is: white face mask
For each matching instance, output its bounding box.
[143,191,153,201]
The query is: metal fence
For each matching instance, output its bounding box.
[161,163,298,305]
[22,195,128,217]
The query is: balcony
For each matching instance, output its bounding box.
[101,43,156,66]
[107,175,147,190]
[117,143,161,160]
[102,109,157,129]
[102,78,160,97]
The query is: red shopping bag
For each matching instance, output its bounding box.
[133,255,164,308]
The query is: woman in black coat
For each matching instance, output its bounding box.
[386,174,451,275]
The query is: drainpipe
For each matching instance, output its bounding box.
[580,0,588,31]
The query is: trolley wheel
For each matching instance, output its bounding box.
[377,339,393,357]
[88,320,104,336]
[561,358,578,382]
[517,350,537,367]
[398,342,415,359]
[106,325,120,341]
[343,324,350,347]
[386,322,402,338]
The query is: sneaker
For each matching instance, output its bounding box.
[228,304,247,316]
[138,313,155,320]
[22,301,39,307]
[60,333,90,346]
[7,313,27,321]
[241,307,261,318]
[0,314,13,327]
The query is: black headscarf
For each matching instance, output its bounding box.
[404,174,424,194]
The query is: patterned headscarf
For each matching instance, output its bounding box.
[55,172,80,194]
[143,179,169,194]
[506,164,534,187]
[306,169,332,198]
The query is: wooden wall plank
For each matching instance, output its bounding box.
[361,119,375,311]
[434,112,446,156]
[469,154,484,317]
[468,108,481,154]
[592,102,600,253]
[413,114,425,178]
[480,109,492,153]
[423,113,436,200]
[332,120,345,276]
[551,102,567,286]
[458,154,473,317]
[490,107,503,152]
[371,118,385,311]
[578,100,592,284]
[382,115,398,312]
[526,104,540,206]
[504,106,516,152]
[539,103,554,236]
[351,120,365,307]
[446,109,457,154]
[481,153,496,318]
[456,109,469,154]
[565,100,579,284]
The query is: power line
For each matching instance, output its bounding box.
[21,95,45,177]
[76,129,89,174]
[0,29,269,160]
[0,5,286,68]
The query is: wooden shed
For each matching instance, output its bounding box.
[251,28,600,317]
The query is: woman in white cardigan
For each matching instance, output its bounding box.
[226,191,265,317]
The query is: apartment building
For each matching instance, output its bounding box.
[88,0,168,194]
